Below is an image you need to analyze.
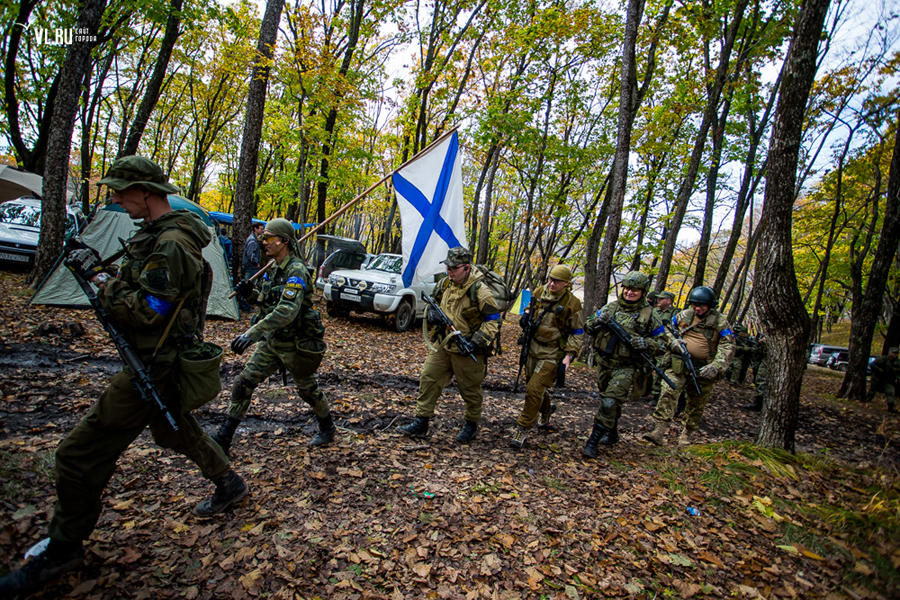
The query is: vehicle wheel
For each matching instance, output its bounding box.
[394,300,414,332]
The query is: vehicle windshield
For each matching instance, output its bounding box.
[368,254,402,274]
[0,202,41,227]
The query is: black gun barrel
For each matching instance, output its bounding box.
[64,242,179,431]
[604,318,678,391]
[665,323,702,396]
[422,294,478,362]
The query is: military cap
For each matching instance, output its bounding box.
[549,264,572,282]
[647,290,659,301]
[263,218,295,241]
[658,291,675,301]
[442,246,472,267]
[98,155,180,195]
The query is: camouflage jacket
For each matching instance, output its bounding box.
[526,284,584,361]
[98,210,210,358]
[671,308,735,369]
[588,299,666,364]
[870,355,899,386]
[246,253,325,353]
[430,268,501,354]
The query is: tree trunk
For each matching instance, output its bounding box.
[841,113,900,399]
[232,0,285,282]
[755,0,830,451]
[27,0,107,287]
[594,0,645,305]
[120,0,184,157]
[654,0,748,289]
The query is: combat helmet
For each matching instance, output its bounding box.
[621,271,650,292]
[687,285,717,308]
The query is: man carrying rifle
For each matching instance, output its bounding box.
[583,271,667,458]
[510,265,583,449]
[645,286,735,446]
[0,157,246,596]
[397,247,501,443]
[214,218,334,453]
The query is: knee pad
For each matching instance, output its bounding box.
[600,397,617,410]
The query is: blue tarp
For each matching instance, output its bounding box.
[207,211,267,227]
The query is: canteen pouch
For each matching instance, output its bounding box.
[177,342,223,412]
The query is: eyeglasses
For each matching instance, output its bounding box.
[446,264,465,272]
[548,277,564,284]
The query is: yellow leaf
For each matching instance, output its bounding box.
[800,549,824,561]
[777,544,799,555]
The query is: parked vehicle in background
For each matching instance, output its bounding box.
[313,234,370,290]
[0,197,86,268]
[808,344,848,366]
[322,252,443,331]
[825,350,849,371]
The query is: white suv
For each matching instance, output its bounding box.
[323,253,443,331]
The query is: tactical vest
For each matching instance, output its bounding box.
[673,308,728,359]
[592,301,655,360]
[532,286,578,348]
[254,254,325,346]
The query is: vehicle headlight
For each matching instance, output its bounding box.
[329,275,346,286]
[368,282,394,293]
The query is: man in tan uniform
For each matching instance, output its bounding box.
[645,286,735,446]
[510,265,584,449]
[397,247,501,442]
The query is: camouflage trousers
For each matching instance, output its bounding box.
[517,354,558,429]
[754,359,768,403]
[416,346,487,423]
[593,355,637,429]
[653,369,716,429]
[867,381,897,409]
[50,362,230,544]
[228,337,329,420]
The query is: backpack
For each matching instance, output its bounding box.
[468,264,514,312]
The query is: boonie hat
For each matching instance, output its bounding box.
[442,247,472,267]
[98,155,180,195]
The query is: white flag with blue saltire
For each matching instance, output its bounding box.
[393,131,465,287]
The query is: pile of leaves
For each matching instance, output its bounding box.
[0,271,897,599]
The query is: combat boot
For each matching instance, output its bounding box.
[509,425,528,449]
[742,396,763,411]
[582,423,607,459]
[643,420,668,446]
[538,405,556,430]
[677,425,694,446]
[648,393,659,407]
[599,425,619,446]
[309,414,336,447]
[193,470,248,518]
[0,539,83,597]
[456,420,478,443]
[397,416,429,438]
[211,416,241,455]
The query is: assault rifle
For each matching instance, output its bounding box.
[665,323,702,396]
[64,242,180,432]
[513,301,561,393]
[422,294,478,362]
[603,318,678,391]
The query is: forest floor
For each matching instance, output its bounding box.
[0,269,898,600]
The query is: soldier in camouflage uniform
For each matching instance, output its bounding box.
[0,156,245,596]
[743,335,768,411]
[726,325,754,385]
[644,286,735,446]
[213,218,333,453]
[510,265,584,449]
[398,247,501,443]
[867,347,899,413]
[649,291,678,405]
[582,271,667,458]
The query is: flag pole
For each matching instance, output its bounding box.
[298,124,461,244]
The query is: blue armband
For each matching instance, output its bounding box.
[145,294,174,316]
[720,328,734,337]
[484,313,501,322]
[651,325,665,337]
[573,328,584,335]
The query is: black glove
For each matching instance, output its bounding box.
[66,247,103,281]
[425,306,443,325]
[519,312,531,330]
[231,334,253,355]
[630,336,648,351]
[234,278,256,298]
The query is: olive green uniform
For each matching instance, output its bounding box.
[752,338,768,406]
[726,327,753,384]
[648,304,678,399]
[415,270,501,422]
[50,210,230,545]
[867,353,899,411]
[228,254,329,420]
[517,285,584,429]
[588,299,667,429]
[653,308,735,430]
